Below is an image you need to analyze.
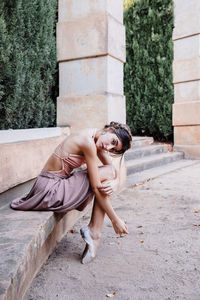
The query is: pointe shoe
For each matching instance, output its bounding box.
[80,226,101,264]
[80,226,95,264]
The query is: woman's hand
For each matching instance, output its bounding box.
[98,179,118,195]
[112,217,128,235]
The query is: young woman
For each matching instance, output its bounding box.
[11,121,132,264]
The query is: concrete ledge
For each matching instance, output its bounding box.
[173,101,200,125]
[0,128,68,145]
[0,128,70,193]
[0,182,92,300]
[126,152,184,176]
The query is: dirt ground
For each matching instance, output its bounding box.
[24,163,200,300]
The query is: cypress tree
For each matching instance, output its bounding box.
[0,0,58,129]
[124,0,174,141]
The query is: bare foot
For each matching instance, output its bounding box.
[80,226,101,264]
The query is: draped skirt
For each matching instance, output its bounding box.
[10,170,94,213]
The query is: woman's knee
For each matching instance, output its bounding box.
[98,165,116,182]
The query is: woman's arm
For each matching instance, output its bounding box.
[97,149,119,195]
[97,149,112,165]
[82,139,128,235]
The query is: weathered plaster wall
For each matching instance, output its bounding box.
[173,0,200,158]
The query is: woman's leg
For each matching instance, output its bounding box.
[88,199,105,235]
[81,165,116,263]
[89,164,116,233]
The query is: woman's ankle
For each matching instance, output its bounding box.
[88,225,101,240]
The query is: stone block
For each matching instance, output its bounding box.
[59,56,123,97]
[173,0,200,40]
[173,57,200,83]
[107,14,125,62]
[174,80,200,103]
[174,125,200,145]
[173,144,200,159]
[57,14,125,62]
[173,101,200,126]
[106,93,126,124]
[107,0,123,23]
[174,0,200,17]
[58,0,123,23]
[57,93,126,129]
[0,129,69,193]
[174,35,200,61]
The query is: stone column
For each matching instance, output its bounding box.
[173,0,200,158]
[56,0,126,129]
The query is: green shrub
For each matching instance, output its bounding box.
[0,0,58,129]
[124,0,174,141]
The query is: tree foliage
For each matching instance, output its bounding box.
[124,0,174,141]
[0,0,58,129]
[124,0,135,11]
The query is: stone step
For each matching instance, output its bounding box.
[125,144,171,161]
[126,159,200,187]
[132,136,154,147]
[125,152,184,176]
[0,182,91,300]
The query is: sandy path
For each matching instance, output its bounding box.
[24,163,200,300]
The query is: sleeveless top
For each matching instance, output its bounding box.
[52,128,97,176]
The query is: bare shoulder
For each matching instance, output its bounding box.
[59,127,96,155]
[78,128,96,152]
[71,127,97,154]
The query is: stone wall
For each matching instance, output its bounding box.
[0,127,70,193]
[173,0,200,158]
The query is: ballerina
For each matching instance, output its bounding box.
[11,121,132,263]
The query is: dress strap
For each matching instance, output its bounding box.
[53,152,62,159]
[53,143,66,172]
[53,142,70,159]
[52,151,65,171]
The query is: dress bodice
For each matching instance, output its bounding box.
[59,153,85,176]
[53,146,85,176]
[52,128,96,176]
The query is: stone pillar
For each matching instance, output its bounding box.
[56,0,126,129]
[173,0,200,158]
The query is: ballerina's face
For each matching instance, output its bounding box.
[96,131,122,153]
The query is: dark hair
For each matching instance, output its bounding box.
[104,121,132,155]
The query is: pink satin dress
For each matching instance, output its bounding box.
[10,142,94,212]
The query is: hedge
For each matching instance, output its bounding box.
[124,0,174,141]
[0,0,58,129]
